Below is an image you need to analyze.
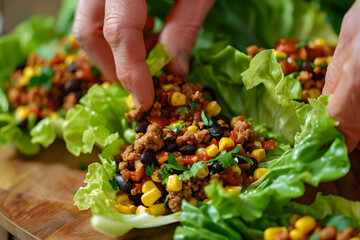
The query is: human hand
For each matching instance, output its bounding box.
[72,0,214,111]
[323,0,360,152]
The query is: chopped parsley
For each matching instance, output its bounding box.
[165,122,185,133]
[179,162,204,181]
[158,153,187,182]
[234,154,254,165]
[108,179,119,190]
[295,39,308,48]
[201,110,213,126]
[145,163,156,177]
[204,95,213,102]
[204,146,241,168]
[188,101,198,110]
[177,106,188,117]
[27,66,54,90]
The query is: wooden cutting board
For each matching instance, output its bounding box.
[0,140,359,240]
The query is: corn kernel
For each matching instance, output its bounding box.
[254,141,262,149]
[274,50,287,58]
[294,216,316,234]
[225,186,242,194]
[202,199,211,203]
[23,66,36,78]
[167,174,182,192]
[326,56,332,64]
[48,112,58,121]
[231,165,241,175]
[196,147,205,156]
[101,82,111,89]
[349,237,360,240]
[314,37,327,47]
[170,120,184,126]
[204,101,221,117]
[116,202,136,214]
[170,92,187,106]
[187,125,198,133]
[64,54,78,65]
[18,76,30,86]
[188,198,198,206]
[219,137,235,151]
[161,84,174,91]
[15,106,29,120]
[252,149,266,162]
[135,205,149,214]
[205,144,219,157]
[308,88,321,99]
[149,203,166,216]
[142,180,158,193]
[126,94,136,110]
[197,164,209,179]
[117,194,130,204]
[152,173,162,183]
[230,117,238,128]
[264,227,287,240]
[141,188,162,207]
[254,168,269,180]
[68,34,77,45]
[314,57,325,66]
[289,229,304,240]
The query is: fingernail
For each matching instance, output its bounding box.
[177,52,189,75]
[131,94,143,110]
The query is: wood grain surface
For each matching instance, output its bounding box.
[0,140,359,240]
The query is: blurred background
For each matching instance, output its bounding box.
[0,0,62,35]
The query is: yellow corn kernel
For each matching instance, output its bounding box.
[205,101,222,118]
[23,66,36,78]
[205,144,219,157]
[219,137,235,152]
[149,203,166,216]
[202,199,211,203]
[126,94,136,110]
[116,202,136,214]
[274,50,287,58]
[170,92,187,106]
[349,237,360,240]
[308,88,321,99]
[314,57,325,66]
[167,174,182,192]
[161,83,174,91]
[68,34,77,45]
[230,116,237,128]
[294,216,316,234]
[117,194,130,204]
[254,168,269,180]
[48,112,58,121]
[188,198,198,206]
[289,229,304,240]
[152,173,162,183]
[142,180,158,193]
[252,149,266,162]
[101,82,111,89]
[264,227,287,240]
[135,205,149,214]
[187,125,198,133]
[230,165,241,175]
[314,37,327,47]
[225,186,242,194]
[196,147,205,156]
[326,56,333,64]
[64,54,78,65]
[254,141,262,149]
[15,106,29,120]
[170,120,184,126]
[197,164,209,179]
[141,188,162,207]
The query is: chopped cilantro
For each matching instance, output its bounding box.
[210,133,220,137]
[90,66,101,77]
[295,39,308,48]
[166,122,185,133]
[188,101,199,110]
[164,195,169,207]
[234,154,254,165]
[201,110,213,126]
[177,106,188,117]
[204,95,213,102]
[145,163,156,177]
[204,146,241,169]
[179,162,204,181]
[109,179,119,190]
[158,153,187,182]
[27,66,54,90]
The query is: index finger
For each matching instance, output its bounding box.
[103,0,154,111]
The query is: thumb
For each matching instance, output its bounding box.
[158,0,215,76]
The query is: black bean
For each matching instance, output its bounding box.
[208,122,225,139]
[168,168,183,175]
[313,73,324,80]
[178,144,197,155]
[114,175,133,193]
[135,119,149,133]
[64,78,82,94]
[75,89,83,102]
[246,160,258,176]
[67,63,77,73]
[213,114,230,124]
[129,194,142,205]
[152,76,160,89]
[211,161,224,173]
[163,138,177,152]
[16,63,26,70]
[302,61,313,73]
[141,151,156,165]
[17,118,28,130]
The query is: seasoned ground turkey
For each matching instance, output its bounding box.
[176,129,210,146]
[134,123,164,152]
[233,120,256,145]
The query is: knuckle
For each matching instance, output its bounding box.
[103,13,125,45]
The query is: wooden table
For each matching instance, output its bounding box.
[0,141,359,240]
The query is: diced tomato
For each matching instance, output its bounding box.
[263,140,276,151]
[275,39,299,55]
[159,92,167,104]
[210,138,219,147]
[225,171,242,185]
[184,155,198,166]
[237,116,245,121]
[176,156,185,166]
[121,169,132,180]
[244,153,255,159]
[48,55,63,65]
[48,102,58,112]
[230,131,237,143]
[149,116,167,128]
[141,176,151,183]
[134,182,143,190]
[199,150,212,161]
[130,160,145,181]
[156,151,170,164]
[29,109,41,117]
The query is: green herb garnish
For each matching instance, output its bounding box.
[204,95,213,102]
[166,122,185,133]
[108,179,119,190]
[204,146,241,168]
[27,66,54,90]
[177,107,188,117]
[188,101,199,110]
[201,110,213,126]
[295,39,308,48]
[145,163,156,177]
[158,153,187,182]
[234,154,254,165]
[179,162,204,181]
